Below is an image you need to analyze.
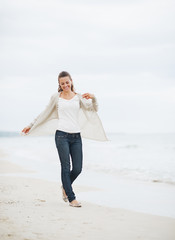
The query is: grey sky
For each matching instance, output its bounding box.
[0,0,175,133]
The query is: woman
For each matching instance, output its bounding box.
[21,71,107,207]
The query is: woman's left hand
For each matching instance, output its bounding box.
[82,93,95,100]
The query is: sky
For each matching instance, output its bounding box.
[0,0,175,134]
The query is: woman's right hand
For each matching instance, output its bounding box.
[22,127,31,134]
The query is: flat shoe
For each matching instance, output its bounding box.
[69,202,82,207]
[61,186,68,202]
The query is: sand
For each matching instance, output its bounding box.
[0,161,175,240]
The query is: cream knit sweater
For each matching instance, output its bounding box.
[23,92,108,141]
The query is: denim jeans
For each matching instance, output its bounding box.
[55,130,83,202]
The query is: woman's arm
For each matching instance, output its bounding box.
[21,114,40,134]
[21,93,56,135]
[21,114,39,134]
[81,93,98,112]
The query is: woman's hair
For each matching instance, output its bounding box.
[58,71,75,92]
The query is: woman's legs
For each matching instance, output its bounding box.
[70,135,83,184]
[55,130,83,203]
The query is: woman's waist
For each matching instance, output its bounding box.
[55,129,81,138]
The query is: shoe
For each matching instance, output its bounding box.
[69,201,82,207]
[61,186,68,202]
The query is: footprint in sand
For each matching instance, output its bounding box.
[36,199,46,202]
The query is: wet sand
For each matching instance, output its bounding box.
[0,160,175,240]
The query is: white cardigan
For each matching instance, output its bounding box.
[23,92,108,141]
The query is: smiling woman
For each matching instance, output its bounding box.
[21,71,107,208]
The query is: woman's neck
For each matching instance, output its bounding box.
[60,91,76,99]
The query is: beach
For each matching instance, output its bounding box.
[0,133,175,239]
[0,162,175,240]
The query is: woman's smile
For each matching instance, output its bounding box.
[64,85,70,91]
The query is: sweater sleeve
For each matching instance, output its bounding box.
[27,94,56,129]
[80,95,98,112]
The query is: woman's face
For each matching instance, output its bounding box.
[59,76,72,92]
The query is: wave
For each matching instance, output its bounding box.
[84,164,175,185]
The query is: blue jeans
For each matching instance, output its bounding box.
[55,130,83,202]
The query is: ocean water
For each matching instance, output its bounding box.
[0,131,175,185]
[83,132,175,184]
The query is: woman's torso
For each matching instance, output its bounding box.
[57,94,81,133]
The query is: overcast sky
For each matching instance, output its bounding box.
[1,0,175,134]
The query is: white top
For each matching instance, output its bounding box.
[24,92,108,141]
[57,94,81,133]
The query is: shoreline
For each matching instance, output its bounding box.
[1,175,175,240]
[0,160,175,239]
[1,159,175,219]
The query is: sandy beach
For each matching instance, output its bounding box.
[0,160,175,240]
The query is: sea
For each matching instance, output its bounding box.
[0,131,175,184]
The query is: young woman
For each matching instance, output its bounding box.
[21,71,107,207]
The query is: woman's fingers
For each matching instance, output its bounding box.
[22,127,30,133]
[25,128,30,133]
[82,93,94,99]
[82,93,88,98]
[22,128,27,133]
